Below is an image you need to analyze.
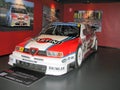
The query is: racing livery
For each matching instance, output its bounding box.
[8,22,98,75]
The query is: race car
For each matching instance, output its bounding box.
[8,22,98,76]
[6,4,30,27]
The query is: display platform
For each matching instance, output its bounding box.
[0,67,45,86]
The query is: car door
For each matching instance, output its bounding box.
[80,24,94,56]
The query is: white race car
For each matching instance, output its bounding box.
[8,22,98,76]
[6,4,30,27]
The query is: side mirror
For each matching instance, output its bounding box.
[91,26,98,31]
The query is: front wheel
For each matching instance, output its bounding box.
[6,17,11,26]
[75,46,83,68]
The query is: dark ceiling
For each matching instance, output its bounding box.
[54,0,120,4]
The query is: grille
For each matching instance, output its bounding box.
[23,48,47,56]
[16,60,46,72]
[18,18,24,20]
[30,48,37,55]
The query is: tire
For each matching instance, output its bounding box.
[93,39,98,52]
[6,17,9,26]
[7,16,13,27]
[8,18,12,26]
[6,17,11,26]
[75,46,83,68]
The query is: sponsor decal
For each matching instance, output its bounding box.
[49,66,65,70]
[36,38,62,44]
[34,58,44,61]
[21,55,30,59]
[62,56,74,63]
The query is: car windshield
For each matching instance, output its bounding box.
[41,24,80,37]
[11,7,27,14]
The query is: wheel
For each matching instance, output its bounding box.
[7,16,13,27]
[6,17,9,26]
[75,46,83,68]
[8,18,12,26]
[6,17,11,26]
[93,39,98,52]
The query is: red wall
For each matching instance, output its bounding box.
[0,0,62,56]
[63,3,120,49]
[0,1,119,56]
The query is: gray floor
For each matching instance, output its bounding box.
[0,47,120,90]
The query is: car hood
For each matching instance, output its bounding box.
[24,34,75,51]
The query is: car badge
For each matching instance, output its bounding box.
[30,48,38,55]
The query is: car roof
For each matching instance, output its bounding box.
[52,22,81,27]
[11,4,26,9]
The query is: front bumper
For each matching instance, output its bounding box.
[8,51,69,76]
[11,20,30,27]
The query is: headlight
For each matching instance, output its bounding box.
[47,51,63,58]
[15,46,24,52]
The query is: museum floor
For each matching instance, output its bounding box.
[0,47,120,90]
